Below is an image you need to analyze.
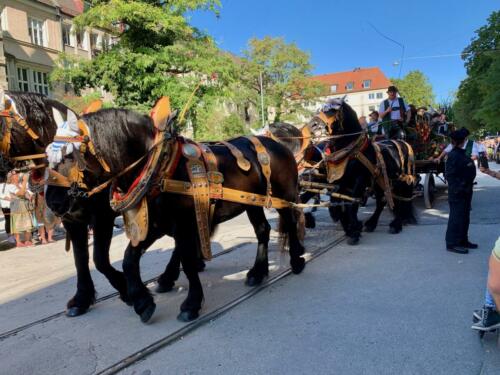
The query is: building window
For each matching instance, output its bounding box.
[330,84,338,93]
[362,79,371,89]
[76,30,87,50]
[346,82,354,91]
[17,68,29,91]
[62,24,73,46]
[28,17,45,46]
[376,92,383,99]
[368,93,375,100]
[32,70,49,95]
[90,33,98,49]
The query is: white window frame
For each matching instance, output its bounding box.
[346,82,354,91]
[15,65,50,95]
[32,70,49,95]
[17,67,30,92]
[376,92,383,99]
[28,17,46,47]
[362,79,371,89]
[62,24,74,46]
[368,93,375,100]
[330,84,338,93]
[76,30,88,50]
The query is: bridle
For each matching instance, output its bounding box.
[0,97,47,172]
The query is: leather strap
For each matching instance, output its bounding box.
[160,179,292,209]
[219,141,251,171]
[372,142,394,209]
[246,136,273,208]
[183,142,212,260]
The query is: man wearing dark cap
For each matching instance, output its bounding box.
[379,85,411,139]
[445,128,477,254]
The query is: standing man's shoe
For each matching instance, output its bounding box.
[462,241,478,249]
[471,306,500,331]
[446,245,469,254]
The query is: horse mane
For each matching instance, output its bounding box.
[269,122,303,155]
[82,108,154,172]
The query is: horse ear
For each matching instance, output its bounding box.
[150,96,171,131]
[66,108,80,133]
[81,99,102,115]
[52,107,65,128]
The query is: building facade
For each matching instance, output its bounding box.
[0,0,113,95]
[308,67,392,118]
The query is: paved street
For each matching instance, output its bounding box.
[1,165,499,375]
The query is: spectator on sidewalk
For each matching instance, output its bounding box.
[30,169,56,244]
[0,173,17,244]
[10,172,34,247]
[445,129,477,254]
[472,237,500,332]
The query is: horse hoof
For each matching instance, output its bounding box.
[347,237,360,245]
[291,257,306,274]
[156,282,174,293]
[246,275,264,287]
[177,310,199,322]
[388,227,401,234]
[304,213,316,229]
[363,225,375,233]
[66,306,88,318]
[140,302,156,323]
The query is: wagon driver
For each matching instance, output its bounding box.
[378,85,411,139]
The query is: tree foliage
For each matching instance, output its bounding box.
[454,11,500,133]
[240,37,325,124]
[390,70,436,107]
[51,0,241,136]
[51,2,322,138]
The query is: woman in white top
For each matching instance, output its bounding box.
[0,173,17,243]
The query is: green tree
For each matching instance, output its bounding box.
[240,37,325,124]
[390,70,436,107]
[50,0,239,137]
[454,11,500,133]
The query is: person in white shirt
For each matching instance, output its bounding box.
[0,173,17,243]
[378,85,411,139]
[436,127,478,162]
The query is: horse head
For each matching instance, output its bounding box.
[307,97,363,150]
[45,106,109,222]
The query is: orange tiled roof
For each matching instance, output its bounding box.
[311,67,391,96]
[36,0,84,17]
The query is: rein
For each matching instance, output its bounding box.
[47,136,168,198]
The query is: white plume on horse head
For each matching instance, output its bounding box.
[47,107,82,166]
[52,107,65,128]
[321,96,347,113]
[250,124,269,136]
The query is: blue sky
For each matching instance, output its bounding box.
[189,0,498,102]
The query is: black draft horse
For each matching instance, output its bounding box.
[0,92,132,317]
[46,106,305,322]
[277,99,416,245]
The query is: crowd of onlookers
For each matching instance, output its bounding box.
[0,169,61,248]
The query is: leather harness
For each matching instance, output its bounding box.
[48,108,295,260]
